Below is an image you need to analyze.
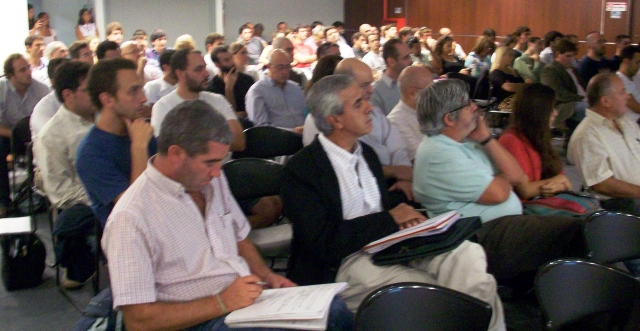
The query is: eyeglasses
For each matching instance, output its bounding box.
[447,100,472,115]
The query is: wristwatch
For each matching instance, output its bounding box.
[479,134,495,146]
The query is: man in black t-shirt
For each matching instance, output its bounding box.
[207,45,255,120]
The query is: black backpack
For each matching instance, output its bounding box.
[1,233,46,291]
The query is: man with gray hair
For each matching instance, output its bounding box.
[103,100,353,331]
[413,79,586,289]
[282,75,506,330]
[246,49,305,133]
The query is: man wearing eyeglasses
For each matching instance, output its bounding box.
[413,79,586,290]
[246,49,305,134]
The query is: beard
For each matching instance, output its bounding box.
[185,74,207,93]
[219,64,235,74]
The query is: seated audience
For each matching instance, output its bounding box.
[76,58,156,226]
[568,73,640,211]
[491,35,516,64]
[540,38,588,130]
[96,40,121,60]
[387,65,434,161]
[304,54,342,92]
[512,26,532,57]
[203,33,225,79]
[145,29,168,64]
[34,61,97,288]
[325,25,354,59]
[259,37,307,87]
[413,79,585,285]
[246,49,305,133]
[0,53,49,214]
[513,37,545,83]
[351,32,367,59]
[303,59,414,203]
[464,36,493,78]
[281,75,506,331]
[152,49,245,152]
[30,58,67,141]
[143,50,177,107]
[490,46,527,105]
[173,34,196,51]
[418,27,437,52]
[207,45,255,119]
[121,40,162,83]
[499,83,572,200]
[380,23,397,45]
[239,24,263,66]
[292,26,316,73]
[372,39,413,115]
[105,22,124,45]
[68,40,95,65]
[34,41,68,85]
[31,12,57,46]
[362,34,385,75]
[576,32,614,84]
[540,31,564,64]
[25,35,46,73]
[439,27,466,59]
[228,42,259,81]
[482,28,497,44]
[103,100,353,331]
[407,36,431,68]
[615,45,640,124]
[431,35,471,77]
[75,8,98,40]
[610,34,632,71]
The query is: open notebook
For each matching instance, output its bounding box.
[225,282,348,330]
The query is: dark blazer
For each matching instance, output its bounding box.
[540,60,585,105]
[281,138,399,285]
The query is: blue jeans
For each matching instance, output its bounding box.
[184,297,354,331]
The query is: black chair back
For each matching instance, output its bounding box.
[355,282,492,331]
[232,126,303,159]
[535,259,640,330]
[222,158,284,201]
[473,69,492,100]
[11,116,31,160]
[584,210,640,265]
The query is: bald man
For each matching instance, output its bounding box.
[246,49,305,133]
[303,58,413,201]
[121,41,162,83]
[387,66,434,160]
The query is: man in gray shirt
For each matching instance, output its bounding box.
[371,39,413,115]
[0,53,49,213]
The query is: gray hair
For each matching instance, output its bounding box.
[307,74,357,135]
[586,73,616,107]
[416,79,469,136]
[157,100,234,156]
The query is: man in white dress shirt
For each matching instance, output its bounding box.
[615,45,640,125]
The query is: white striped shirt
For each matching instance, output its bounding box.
[103,158,251,308]
[318,133,382,220]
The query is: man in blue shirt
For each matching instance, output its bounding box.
[77,58,156,226]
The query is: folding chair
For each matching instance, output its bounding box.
[584,210,640,277]
[222,158,291,270]
[535,259,640,330]
[355,282,492,331]
[231,126,303,160]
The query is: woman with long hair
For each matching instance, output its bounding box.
[305,54,342,92]
[75,8,99,40]
[430,35,471,77]
[32,12,57,46]
[465,36,494,78]
[229,42,259,81]
[499,83,571,199]
[489,46,528,105]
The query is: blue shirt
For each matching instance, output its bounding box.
[371,73,400,115]
[245,77,305,129]
[413,134,522,222]
[76,125,157,226]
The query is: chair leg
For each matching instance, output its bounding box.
[93,218,102,295]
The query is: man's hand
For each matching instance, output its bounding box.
[219,275,265,312]
[387,165,413,181]
[467,112,491,143]
[224,67,239,87]
[124,117,154,148]
[531,53,540,62]
[388,203,426,229]
[389,180,414,201]
[292,126,304,135]
[137,57,147,70]
[263,272,296,289]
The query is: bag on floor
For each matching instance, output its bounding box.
[522,191,600,217]
[1,233,46,291]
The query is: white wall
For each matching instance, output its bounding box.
[104,0,217,52]
[224,0,344,40]
[42,0,87,46]
[0,0,29,75]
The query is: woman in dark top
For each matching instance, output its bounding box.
[489,46,529,104]
[431,36,471,76]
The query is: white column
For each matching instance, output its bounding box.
[0,0,28,75]
[216,0,224,34]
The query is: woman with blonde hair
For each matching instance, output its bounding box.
[174,34,196,51]
[489,46,528,105]
[465,36,493,77]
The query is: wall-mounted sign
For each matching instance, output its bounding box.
[606,2,627,11]
[611,10,622,18]
[394,7,402,14]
